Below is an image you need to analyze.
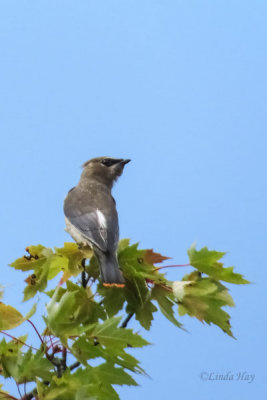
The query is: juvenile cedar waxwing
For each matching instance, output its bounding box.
[64,157,130,287]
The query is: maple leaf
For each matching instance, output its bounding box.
[45,283,105,340]
[188,244,250,284]
[9,243,91,300]
[85,316,150,349]
[173,272,235,337]
[0,303,24,330]
[151,285,182,328]
[4,238,249,399]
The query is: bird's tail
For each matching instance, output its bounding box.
[94,249,125,287]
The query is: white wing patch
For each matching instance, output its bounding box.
[65,210,108,249]
[96,209,107,230]
[96,209,107,244]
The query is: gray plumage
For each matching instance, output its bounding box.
[64,157,130,286]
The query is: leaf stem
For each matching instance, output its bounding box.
[155,263,191,271]
[26,320,44,344]
[0,331,38,351]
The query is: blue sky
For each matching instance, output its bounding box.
[0,1,266,399]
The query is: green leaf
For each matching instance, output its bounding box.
[151,285,182,328]
[118,242,177,329]
[0,303,23,330]
[188,244,250,284]
[0,336,27,355]
[55,242,88,278]
[118,242,167,283]
[124,277,156,330]
[117,238,131,253]
[99,241,172,329]
[15,348,53,382]
[71,337,103,364]
[0,339,53,382]
[37,367,123,400]
[9,245,47,271]
[36,374,77,400]
[135,299,157,330]
[98,285,125,317]
[110,349,146,375]
[174,274,235,337]
[85,317,150,350]
[9,243,91,301]
[46,288,85,338]
[76,383,120,400]
[71,336,146,375]
[0,336,28,378]
[91,362,138,386]
[87,255,101,280]
[23,260,51,301]
[46,285,105,339]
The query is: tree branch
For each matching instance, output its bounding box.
[21,388,37,400]
[81,258,90,288]
[120,313,134,328]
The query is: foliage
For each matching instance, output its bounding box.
[0,240,249,399]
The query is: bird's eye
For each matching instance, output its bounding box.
[101,159,114,167]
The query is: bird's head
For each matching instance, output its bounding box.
[80,157,131,188]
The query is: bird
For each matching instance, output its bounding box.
[63,157,130,287]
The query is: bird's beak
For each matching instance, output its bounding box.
[121,159,131,165]
[111,158,131,177]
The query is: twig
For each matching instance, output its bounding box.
[16,383,22,399]
[26,320,62,373]
[48,335,55,351]
[62,347,67,372]
[46,352,61,368]
[120,313,134,328]
[69,361,81,371]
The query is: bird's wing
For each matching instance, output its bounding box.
[64,186,119,253]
